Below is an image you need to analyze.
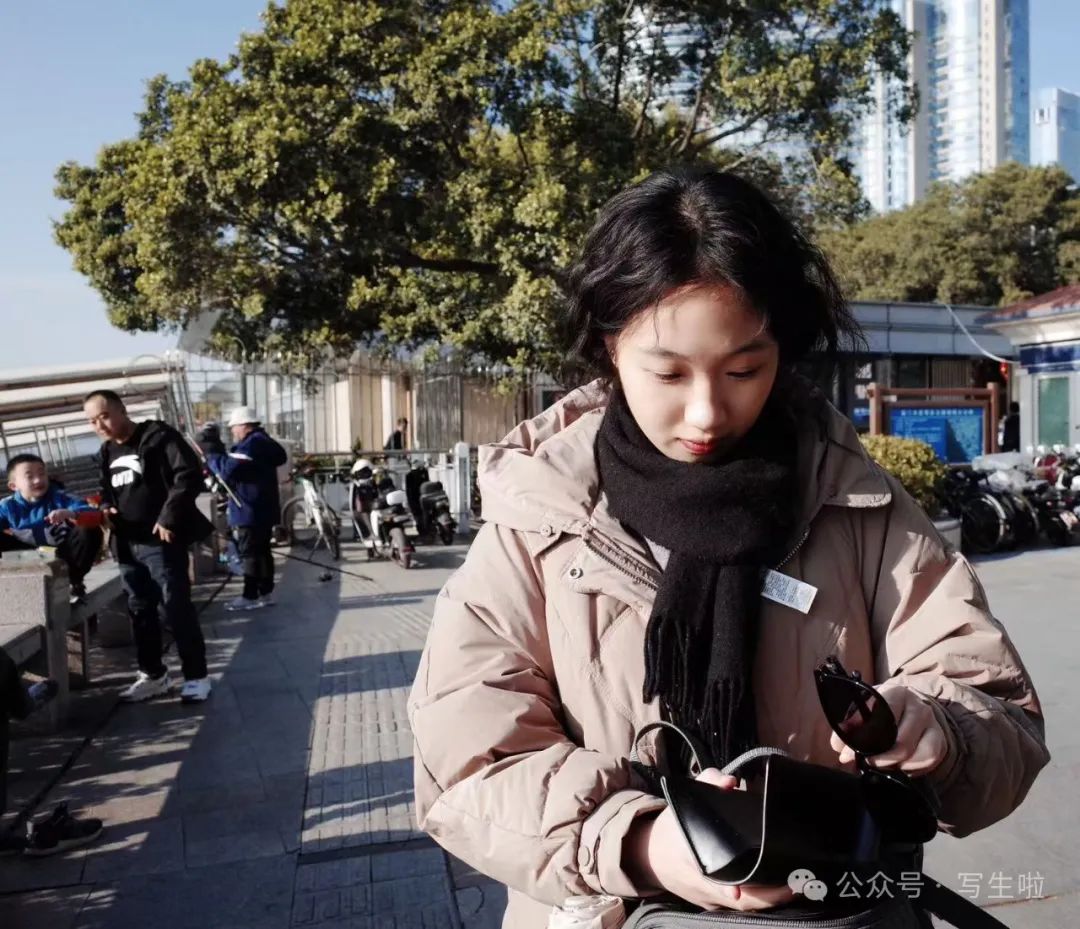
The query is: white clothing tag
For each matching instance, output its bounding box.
[761,569,817,614]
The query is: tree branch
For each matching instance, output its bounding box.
[516,134,531,170]
[688,110,772,153]
[633,66,656,140]
[610,0,639,112]
[674,45,715,156]
[564,18,593,102]
[631,9,660,140]
[390,252,499,275]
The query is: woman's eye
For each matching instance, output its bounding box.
[653,371,682,383]
[728,368,760,381]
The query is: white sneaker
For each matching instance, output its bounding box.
[255,594,275,607]
[180,678,212,703]
[119,671,171,703]
[224,595,266,612]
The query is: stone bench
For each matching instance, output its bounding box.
[0,551,124,729]
[1,622,43,668]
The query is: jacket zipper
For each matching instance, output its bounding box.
[581,523,814,593]
[775,526,812,570]
[581,528,660,591]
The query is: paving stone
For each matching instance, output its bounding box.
[185,827,286,867]
[75,854,298,929]
[81,815,186,882]
[0,885,92,929]
[7,542,476,929]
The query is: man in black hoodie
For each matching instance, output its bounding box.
[83,390,214,704]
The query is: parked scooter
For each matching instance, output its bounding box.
[420,479,457,545]
[370,469,417,569]
[403,462,457,545]
[1021,480,1079,546]
[350,458,381,559]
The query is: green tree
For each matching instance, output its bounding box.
[55,0,913,375]
[822,162,1080,307]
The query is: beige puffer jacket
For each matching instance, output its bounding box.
[408,382,1049,929]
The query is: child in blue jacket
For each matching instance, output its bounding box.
[0,454,103,602]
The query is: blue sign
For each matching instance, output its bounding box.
[889,406,984,463]
[1019,341,1080,373]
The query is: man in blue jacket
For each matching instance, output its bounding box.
[210,407,287,611]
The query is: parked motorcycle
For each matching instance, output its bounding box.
[420,479,457,545]
[371,483,417,569]
[350,458,381,559]
[1021,480,1079,546]
[968,447,1080,551]
[402,462,457,545]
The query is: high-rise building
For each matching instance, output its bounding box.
[857,0,1030,213]
[1031,88,1080,183]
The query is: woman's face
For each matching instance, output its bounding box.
[607,283,779,463]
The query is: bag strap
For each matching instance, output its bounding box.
[630,721,711,776]
[919,875,1010,928]
[631,724,792,778]
[720,746,790,777]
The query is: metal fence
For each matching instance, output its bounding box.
[183,352,552,455]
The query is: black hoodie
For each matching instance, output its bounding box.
[98,420,213,545]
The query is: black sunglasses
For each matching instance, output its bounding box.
[814,655,940,845]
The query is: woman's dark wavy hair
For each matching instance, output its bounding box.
[560,167,863,386]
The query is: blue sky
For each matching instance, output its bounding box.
[1,1,1078,370]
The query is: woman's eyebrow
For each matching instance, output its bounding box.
[639,337,772,360]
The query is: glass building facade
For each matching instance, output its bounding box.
[858,0,1030,213]
[1032,87,1080,184]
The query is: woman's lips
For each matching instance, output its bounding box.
[679,438,718,456]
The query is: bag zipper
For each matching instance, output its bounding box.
[632,900,908,928]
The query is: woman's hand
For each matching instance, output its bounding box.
[623,767,795,912]
[830,683,949,776]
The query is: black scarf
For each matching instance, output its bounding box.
[597,388,799,768]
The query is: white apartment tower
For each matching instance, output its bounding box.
[1032,87,1080,184]
[858,0,1030,213]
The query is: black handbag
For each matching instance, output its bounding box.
[627,721,927,928]
[626,719,1008,929]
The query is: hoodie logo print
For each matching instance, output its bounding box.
[110,454,144,488]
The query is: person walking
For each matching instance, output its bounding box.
[1001,401,1021,452]
[384,417,408,451]
[83,390,214,704]
[208,406,287,611]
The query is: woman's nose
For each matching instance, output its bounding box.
[684,384,726,434]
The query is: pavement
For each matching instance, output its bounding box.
[923,545,1080,926]
[1,536,1077,928]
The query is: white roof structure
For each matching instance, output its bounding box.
[0,354,190,461]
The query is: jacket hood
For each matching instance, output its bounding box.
[126,419,171,450]
[478,379,891,538]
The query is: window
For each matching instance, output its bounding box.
[896,358,928,389]
[1037,377,1070,447]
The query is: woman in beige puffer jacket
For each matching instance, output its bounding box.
[408,169,1049,929]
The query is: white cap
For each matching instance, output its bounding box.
[227,406,260,427]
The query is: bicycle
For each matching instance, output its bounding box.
[938,469,1011,555]
[280,465,342,560]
